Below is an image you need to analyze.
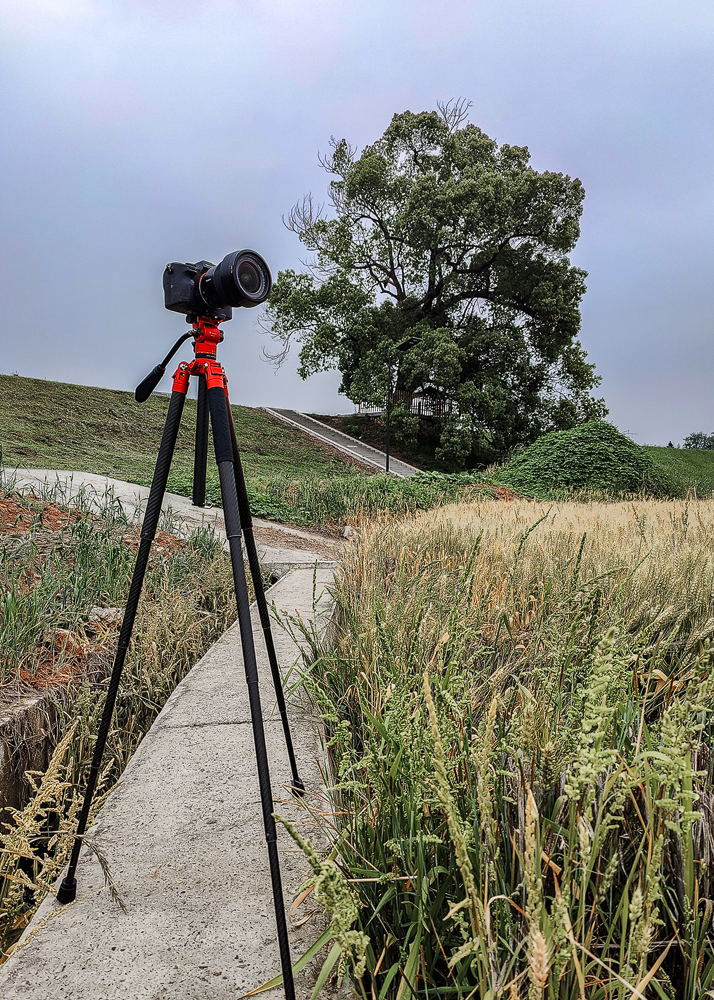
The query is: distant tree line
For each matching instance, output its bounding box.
[683,431,714,449]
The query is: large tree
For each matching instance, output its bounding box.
[265,101,606,465]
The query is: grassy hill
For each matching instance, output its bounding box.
[644,444,714,496]
[0,374,363,488]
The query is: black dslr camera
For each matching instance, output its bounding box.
[163,250,272,321]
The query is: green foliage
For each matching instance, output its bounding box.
[683,431,714,449]
[166,468,499,528]
[498,420,677,498]
[387,403,418,450]
[265,100,606,466]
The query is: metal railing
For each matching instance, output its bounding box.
[356,390,453,418]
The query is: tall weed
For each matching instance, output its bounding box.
[292,499,714,998]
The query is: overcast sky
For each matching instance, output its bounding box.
[2,0,713,444]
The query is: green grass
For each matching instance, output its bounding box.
[645,444,714,496]
[10,375,714,531]
[0,375,511,528]
[0,374,361,486]
[167,468,505,527]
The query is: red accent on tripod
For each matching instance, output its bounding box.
[171,317,228,394]
[192,315,221,358]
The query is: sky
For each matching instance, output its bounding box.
[1,0,714,444]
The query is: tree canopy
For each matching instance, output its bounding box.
[683,432,714,450]
[265,101,606,465]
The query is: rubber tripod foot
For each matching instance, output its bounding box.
[56,876,77,904]
[290,777,306,798]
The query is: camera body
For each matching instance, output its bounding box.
[163,261,231,321]
[163,250,272,322]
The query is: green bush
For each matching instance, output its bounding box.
[498,420,678,497]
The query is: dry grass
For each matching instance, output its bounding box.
[332,497,714,706]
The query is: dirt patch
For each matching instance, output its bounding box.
[253,524,341,559]
[0,494,186,693]
[119,524,186,554]
[16,643,113,692]
[0,495,86,533]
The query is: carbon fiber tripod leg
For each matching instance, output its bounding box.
[192,373,209,507]
[57,389,187,904]
[207,384,295,1000]
[225,396,304,794]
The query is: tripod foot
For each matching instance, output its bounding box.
[290,777,306,798]
[56,876,77,904]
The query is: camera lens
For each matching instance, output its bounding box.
[199,250,272,310]
[237,261,260,294]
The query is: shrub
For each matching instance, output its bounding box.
[498,420,678,497]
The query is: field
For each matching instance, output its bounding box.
[6,375,714,530]
[0,375,519,527]
[289,497,714,998]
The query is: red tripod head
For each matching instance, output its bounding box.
[134,315,227,402]
[192,316,223,360]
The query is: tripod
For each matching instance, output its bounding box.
[56,315,303,1000]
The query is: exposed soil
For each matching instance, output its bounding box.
[16,645,113,693]
[0,492,339,693]
[0,496,87,533]
[119,523,187,555]
[252,524,341,559]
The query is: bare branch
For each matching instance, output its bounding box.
[317,135,357,174]
[436,98,472,132]
[283,194,324,236]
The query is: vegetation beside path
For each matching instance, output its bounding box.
[0,484,247,958]
[291,498,714,998]
[315,412,714,497]
[5,376,714,535]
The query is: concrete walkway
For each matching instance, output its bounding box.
[264,409,420,478]
[0,567,336,999]
[8,469,338,573]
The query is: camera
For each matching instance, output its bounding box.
[163,250,272,321]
